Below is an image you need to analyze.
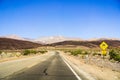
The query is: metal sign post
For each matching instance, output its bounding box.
[100,41,108,59]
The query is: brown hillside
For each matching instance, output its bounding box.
[48,40,120,48]
[0,38,42,50]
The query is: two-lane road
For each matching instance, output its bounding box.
[0,52,79,80]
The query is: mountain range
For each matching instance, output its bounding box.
[0,35,120,50]
[1,35,120,44]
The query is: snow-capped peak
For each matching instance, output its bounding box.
[34,36,82,44]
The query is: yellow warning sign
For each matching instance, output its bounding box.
[100,41,108,50]
[101,50,107,55]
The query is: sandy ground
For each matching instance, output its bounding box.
[60,52,120,80]
[0,54,44,63]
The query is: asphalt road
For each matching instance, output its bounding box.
[1,52,78,80]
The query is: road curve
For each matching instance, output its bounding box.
[1,52,79,80]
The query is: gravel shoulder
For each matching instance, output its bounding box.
[60,51,120,80]
[0,54,42,63]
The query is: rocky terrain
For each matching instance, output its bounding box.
[0,38,42,50]
[48,40,120,48]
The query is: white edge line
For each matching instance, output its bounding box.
[62,57,82,80]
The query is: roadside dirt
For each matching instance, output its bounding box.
[0,54,43,63]
[61,52,120,80]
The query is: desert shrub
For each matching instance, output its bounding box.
[15,52,21,57]
[109,49,120,62]
[70,49,82,56]
[39,50,47,54]
[114,55,120,62]
[22,49,48,55]
[23,50,31,55]
[83,51,89,55]
[109,50,117,59]
[30,50,37,54]
[98,53,101,56]
[93,52,98,56]
[0,51,2,54]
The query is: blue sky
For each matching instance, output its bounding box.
[0,0,120,39]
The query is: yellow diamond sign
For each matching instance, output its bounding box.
[100,41,108,50]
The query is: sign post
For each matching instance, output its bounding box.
[100,41,108,58]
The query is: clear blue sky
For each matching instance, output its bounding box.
[0,0,120,39]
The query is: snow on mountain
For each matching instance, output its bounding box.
[34,36,82,44]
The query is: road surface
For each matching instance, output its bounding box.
[0,52,79,80]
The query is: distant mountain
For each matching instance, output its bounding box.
[48,40,120,48]
[34,36,82,44]
[0,35,44,44]
[1,34,26,40]
[87,38,120,41]
[35,36,120,44]
[0,38,42,50]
